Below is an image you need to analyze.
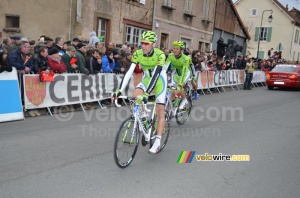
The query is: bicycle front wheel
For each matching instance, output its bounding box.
[150,112,170,153]
[114,116,140,168]
[175,99,192,125]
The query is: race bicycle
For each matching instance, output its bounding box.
[113,97,170,168]
[165,86,192,125]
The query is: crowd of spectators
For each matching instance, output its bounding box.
[0,32,297,116]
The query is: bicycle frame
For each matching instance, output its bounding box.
[165,87,179,118]
[129,99,157,141]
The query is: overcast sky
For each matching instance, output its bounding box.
[232,0,300,10]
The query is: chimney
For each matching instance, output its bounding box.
[286,4,288,10]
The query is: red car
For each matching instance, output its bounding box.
[266,64,300,90]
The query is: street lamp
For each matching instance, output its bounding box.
[256,10,273,59]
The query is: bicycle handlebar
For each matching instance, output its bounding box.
[114,96,151,113]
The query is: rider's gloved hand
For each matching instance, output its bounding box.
[137,92,149,104]
[176,85,182,92]
[112,89,121,99]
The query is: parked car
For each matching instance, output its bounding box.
[266,64,300,90]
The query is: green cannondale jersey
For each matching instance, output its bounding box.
[131,48,166,76]
[166,53,190,86]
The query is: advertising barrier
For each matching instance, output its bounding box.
[0,68,24,122]
[252,70,266,84]
[23,73,135,109]
[23,70,249,109]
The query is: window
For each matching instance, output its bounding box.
[5,15,20,28]
[254,27,272,42]
[164,0,172,6]
[185,0,192,13]
[125,25,147,46]
[250,8,257,17]
[198,41,203,52]
[97,18,108,44]
[203,0,209,19]
[294,29,299,44]
[205,43,210,52]
[260,27,268,41]
[160,33,169,49]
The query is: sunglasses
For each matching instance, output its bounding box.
[140,42,151,46]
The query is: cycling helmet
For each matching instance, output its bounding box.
[172,40,185,49]
[141,31,157,43]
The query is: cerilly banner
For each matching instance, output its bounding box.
[23,73,135,109]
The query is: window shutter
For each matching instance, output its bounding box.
[254,27,259,42]
[267,27,272,42]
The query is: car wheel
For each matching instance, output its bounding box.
[268,86,274,90]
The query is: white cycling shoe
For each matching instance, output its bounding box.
[149,136,161,154]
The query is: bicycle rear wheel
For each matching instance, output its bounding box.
[114,116,140,168]
[150,112,170,153]
[175,98,192,125]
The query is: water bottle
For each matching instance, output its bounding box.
[141,110,149,129]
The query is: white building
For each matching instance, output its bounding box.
[235,0,300,61]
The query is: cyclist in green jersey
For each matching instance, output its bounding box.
[113,31,167,154]
[166,41,194,109]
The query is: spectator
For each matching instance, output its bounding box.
[0,39,12,72]
[52,37,65,56]
[34,47,50,74]
[72,38,81,48]
[106,42,114,52]
[85,49,102,74]
[268,48,273,58]
[2,37,14,57]
[244,58,257,90]
[7,41,34,73]
[102,50,115,73]
[47,48,67,73]
[95,42,106,55]
[62,46,77,73]
[88,31,100,46]
[73,43,90,75]
[235,56,242,69]
[112,49,125,74]
[212,60,218,71]
[207,61,213,71]
[32,46,51,117]
[120,52,132,72]
[44,37,54,51]
[10,36,22,52]
[216,37,228,58]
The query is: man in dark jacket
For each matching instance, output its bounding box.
[216,38,228,58]
[235,56,242,69]
[7,41,34,73]
[34,47,50,74]
[51,37,65,56]
[62,46,76,72]
[112,49,125,74]
[62,44,89,75]
[86,49,102,74]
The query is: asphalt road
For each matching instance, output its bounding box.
[0,86,300,198]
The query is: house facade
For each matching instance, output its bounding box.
[235,0,300,61]
[153,0,216,51]
[76,0,154,45]
[212,0,251,57]
[0,0,73,42]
